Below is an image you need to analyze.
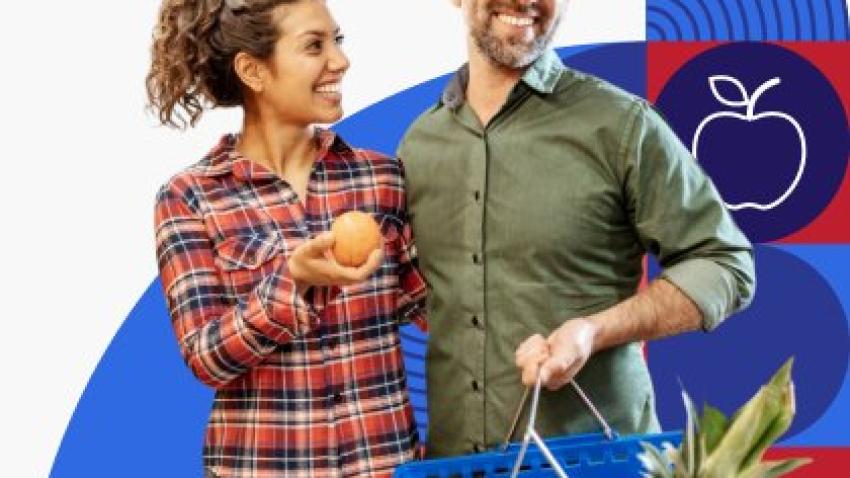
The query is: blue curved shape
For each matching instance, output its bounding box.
[826,1,841,40]
[50,279,214,477]
[672,0,707,39]
[800,0,817,40]
[810,0,832,39]
[562,43,647,98]
[824,0,837,39]
[700,0,833,41]
[400,328,428,346]
[402,349,426,362]
[645,0,847,40]
[771,0,788,39]
[842,0,850,38]
[675,0,713,39]
[730,0,752,39]
[712,0,737,39]
[758,0,780,40]
[648,6,683,41]
[51,43,648,475]
[648,23,670,41]
[648,245,850,444]
[829,0,850,39]
[650,0,700,39]
[773,0,803,40]
[716,0,850,40]
[746,0,769,39]
[694,0,720,39]
[777,245,850,446]
[649,0,850,40]
[800,0,816,40]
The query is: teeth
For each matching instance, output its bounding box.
[497,14,534,27]
[316,83,341,94]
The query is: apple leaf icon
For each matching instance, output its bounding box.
[709,75,750,108]
[693,75,807,211]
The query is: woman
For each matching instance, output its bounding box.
[147,1,427,476]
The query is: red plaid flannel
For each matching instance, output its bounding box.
[154,131,427,477]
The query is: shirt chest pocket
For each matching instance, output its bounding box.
[214,233,283,293]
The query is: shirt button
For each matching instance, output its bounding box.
[472,253,480,264]
[334,391,344,403]
[471,315,480,327]
[471,379,480,392]
[473,190,481,202]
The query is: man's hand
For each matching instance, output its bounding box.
[515,280,705,390]
[515,334,550,387]
[515,318,598,390]
[288,231,384,290]
[539,318,597,390]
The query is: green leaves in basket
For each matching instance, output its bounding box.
[638,441,675,478]
[639,358,811,478]
[701,405,728,455]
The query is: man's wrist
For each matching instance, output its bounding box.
[585,314,606,354]
[585,301,632,354]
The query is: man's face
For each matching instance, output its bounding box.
[460,0,563,68]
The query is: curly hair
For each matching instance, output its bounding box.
[146,0,298,128]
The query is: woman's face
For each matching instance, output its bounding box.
[260,0,349,126]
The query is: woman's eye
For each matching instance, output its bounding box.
[307,40,322,51]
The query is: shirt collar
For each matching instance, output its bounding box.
[199,128,354,181]
[522,49,565,94]
[441,49,565,109]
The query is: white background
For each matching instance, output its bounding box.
[0,1,643,475]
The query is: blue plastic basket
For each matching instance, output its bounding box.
[393,430,682,477]
[394,377,682,477]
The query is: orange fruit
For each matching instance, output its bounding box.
[331,211,382,267]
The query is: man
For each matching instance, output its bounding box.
[396,0,756,458]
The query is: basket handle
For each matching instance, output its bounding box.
[504,376,616,447]
[568,379,616,441]
[508,376,617,478]
[510,376,569,478]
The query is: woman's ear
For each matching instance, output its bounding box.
[234,51,266,94]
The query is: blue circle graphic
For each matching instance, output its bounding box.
[655,42,849,243]
[648,245,850,440]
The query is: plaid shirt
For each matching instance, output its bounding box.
[154,131,427,478]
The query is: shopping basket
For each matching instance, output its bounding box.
[394,376,682,477]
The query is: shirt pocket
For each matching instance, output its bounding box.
[214,232,281,270]
[214,232,283,295]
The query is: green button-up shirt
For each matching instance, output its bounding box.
[397,50,755,458]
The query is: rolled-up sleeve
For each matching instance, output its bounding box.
[621,101,756,331]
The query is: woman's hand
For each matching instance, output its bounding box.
[288,231,383,290]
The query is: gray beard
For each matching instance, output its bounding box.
[473,15,561,68]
